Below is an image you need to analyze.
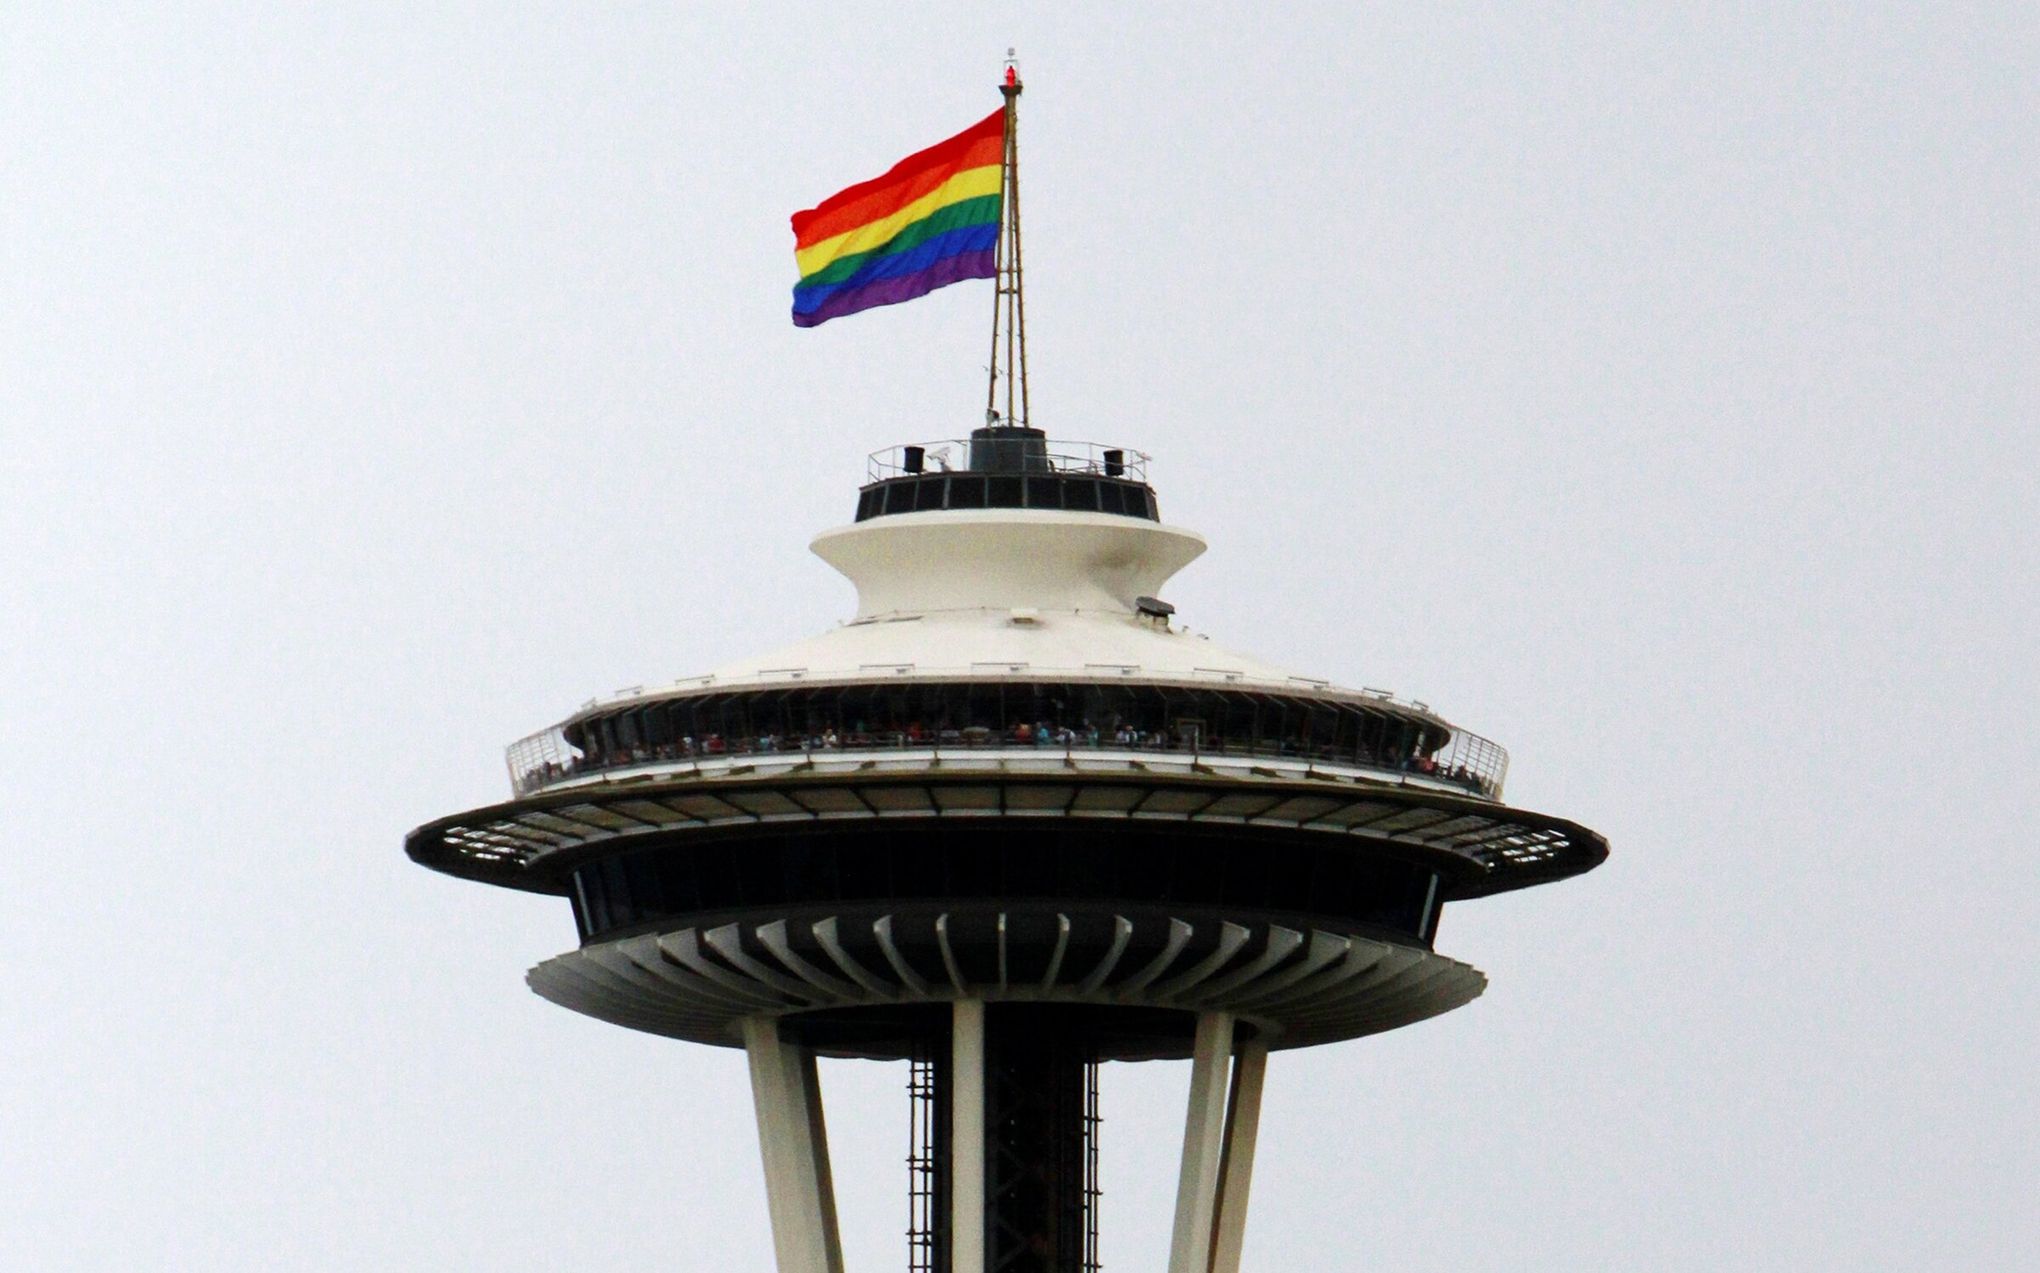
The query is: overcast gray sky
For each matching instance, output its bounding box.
[3,4,2034,1270]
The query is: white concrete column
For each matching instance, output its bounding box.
[1209,1037,1269,1273]
[743,1017,801,1271]
[950,998,987,1273]
[1168,1011,1235,1273]
[742,1016,840,1273]
[796,1048,845,1273]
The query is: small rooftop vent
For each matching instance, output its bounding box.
[1135,595,1175,620]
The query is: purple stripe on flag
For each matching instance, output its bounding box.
[791,248,997,328]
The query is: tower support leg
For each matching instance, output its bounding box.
[951,998,987,1273]
[743,1016,844,1273]
[1209,1038,1268,1273]
[1168,1011,1235,1273]
[800,1048,846,1273]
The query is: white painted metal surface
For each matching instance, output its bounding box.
[813,508,1206,619]
[799,1047,845,1273]
[741,1017,841,1273]
[951,999,987,1273]
[565,505,1410,701]
[1169,1011,1236,1273]
[707,607,1306,697]
[1209,1038,1269,1273]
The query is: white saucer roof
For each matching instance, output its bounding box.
[572,506,1445,726]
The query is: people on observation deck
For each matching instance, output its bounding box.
[537,704,1497,799]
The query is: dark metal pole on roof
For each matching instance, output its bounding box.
[985,59,1027,429]
[1004,66,1029,430]
[985,87,1005,426]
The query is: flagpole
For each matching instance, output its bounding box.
[985,73,1007,424]
[986,60,1026,428]
[1004,68,1028,430]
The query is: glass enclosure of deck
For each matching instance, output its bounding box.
[857,435,1159,522]
[507,680,1509,800]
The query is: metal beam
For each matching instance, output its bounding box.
[1209,1038,1268,1273]
[798,1048,846,1273]
[951,998,988,1273]
[1168,1011,1235,1273]
[742,1016,840,1273]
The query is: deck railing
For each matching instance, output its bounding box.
[507,721,1508,802]
[866,439,1152,485]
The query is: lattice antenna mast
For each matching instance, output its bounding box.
[985,55,1028,428]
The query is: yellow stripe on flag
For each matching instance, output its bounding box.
[795,164,1003,279]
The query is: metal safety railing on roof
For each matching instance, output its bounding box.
[866,440,1151,485]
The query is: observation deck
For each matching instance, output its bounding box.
[503,679,1509,801]
[411,428,1605,976]
[856,429,1158,522]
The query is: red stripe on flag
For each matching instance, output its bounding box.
[791,108,1005,248]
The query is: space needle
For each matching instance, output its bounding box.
[406,68,1607,1273]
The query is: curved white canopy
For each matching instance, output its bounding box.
[700,509,1318,692]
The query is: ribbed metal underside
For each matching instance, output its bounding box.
[412,769,1605,902]
[527,910,1485,1058]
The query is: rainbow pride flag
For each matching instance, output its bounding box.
[790,108,1005,327]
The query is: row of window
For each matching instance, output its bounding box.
[568,682,1448,761]
[569,821,1444,946]
[537,681,1492,796]
[855,473,1161,522]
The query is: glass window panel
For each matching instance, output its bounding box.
[948,475,986,508]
